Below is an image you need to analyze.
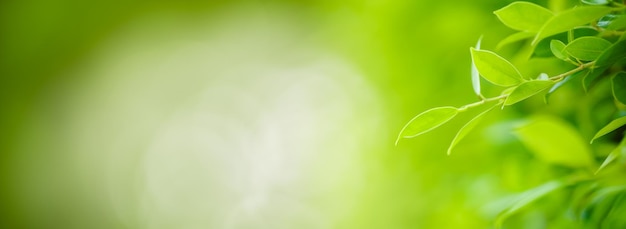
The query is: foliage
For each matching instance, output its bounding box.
[398,1,626,228]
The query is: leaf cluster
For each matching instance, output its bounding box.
[397,1,626,227]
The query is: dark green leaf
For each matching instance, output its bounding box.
[494,2,553,32]
[571,27,600,40]
[396,106,459,145]
[550,39,568,60]
[545,70,585,102]
[583,66,609,92]
[496,31,535,50]
[533,6,612,45]
[595,138,626,174]
[515,115,594,168]
[596,40,626,67]
[582,0,610,5]
[504,80,554,106]
[447,104,497,155]
[533,33,568,58]
[564,37,612,61]
[613,72,626,105]
[495,181,564,228]
[591,116,626,143]
[470,48,524,86]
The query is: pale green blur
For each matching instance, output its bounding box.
[0,0,577,228]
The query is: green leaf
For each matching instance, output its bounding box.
[396,106,459,145]
[504,80,554,106]
[495,181,564,228]
[571,27,600,41]
[550,39,568,60]
[533,33,567,58]
[470,48,524,87]
[494,2,553,32]
[595,138,626,174]
[591,116,626,143]
[533,6,612,45]
[564,37,612,61]
[607,15,626,30]
[515,115,595,168]
[447,104,497,155]
[582,66,608,92]
[496,32,535,50]
[472,36,483,97]
[595,39,626,67]
[613,72,626,105]
[545,70,585,102]
[582,0,610,5]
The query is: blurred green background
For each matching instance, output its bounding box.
[0,0,583,228]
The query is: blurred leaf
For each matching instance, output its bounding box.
[470,48,524,86]
[495,181,564,228]
[497,32,535,50]
[472,36,483,97]
[613,72,626,105]
[550,39,568,60]
[595,138,626,174]
[396,107,459,145]
[582,185,626,225]
[572,27,600,40]
[504,80,554,106]
[533,6,612,45]
[515,115,595,168]
[447,104,497,155]
[608,15,626,30]
[582,0,610,5]
[494,2,553,32]
[545,70,586,102]
[583,65,609,92]
[564,37,612,61]
[595,38,626,67]
[591,116,626,143]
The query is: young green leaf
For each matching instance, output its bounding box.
[591,116,626,143]
[494,2,553,32]
[613,72,626,105]
[504,80,554,106]
[595,40,626,67]
[582,0,610,5]
[595,139,626,174]
[470,48,524,87]
[533,34,568,58]
[550,39,568,60]
[472,36,483,97]
[396,106,459,145]
[495,181,564,228]
[447,104,498,155]
[496,31,535,50]
[533,6,612,45]
[564,37,612,61]
[515,115,595,168]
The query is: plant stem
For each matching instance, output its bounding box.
[550,61,595,81]
[459,61,595,112]
[459,94,508,111]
